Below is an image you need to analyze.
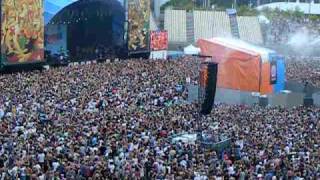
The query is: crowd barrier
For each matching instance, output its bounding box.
[188,85,320,107]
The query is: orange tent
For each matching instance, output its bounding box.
[197,37,276,94]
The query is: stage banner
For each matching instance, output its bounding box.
[128,0,150,53]
[270,60,277,84]
[45,25,67,55]
[150,31,168,51]
[1,0,44,64]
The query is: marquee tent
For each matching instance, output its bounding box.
[197,37,285,94]
[184,44,200,55]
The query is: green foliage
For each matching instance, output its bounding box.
[161,0,197,11]
[210,0,232,8]
[161,0,233,11]
[260,6,320,21]
[292,7,304,18]
[309,15,320,22]
[237,5,258,16]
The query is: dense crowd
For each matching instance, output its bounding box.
[0,58,319,179]
[264,15,320,46]
[286,56,320,88]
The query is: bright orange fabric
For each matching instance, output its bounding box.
[197,39,270,93]
[197,39,258,63]
[217,57,260,92]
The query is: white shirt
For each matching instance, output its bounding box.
[38,153,45,163]
[180,160,187,168]
[186,77,191,84]
[284,146,290,154]
[39,174,46,180]
[52,162,60,171]
[153,99,158,106]
[228,166,235,175]
[108,163,115,173]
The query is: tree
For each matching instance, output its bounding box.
[293,7,304,18]
[161,0,235,11]
[237,5,258,16]
[161,0,198,11]
[210,0,233,8]
[260,6,307,20]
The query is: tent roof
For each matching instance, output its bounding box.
[184,44,200,55]
[200,37,275,63]
[184,44,197,49]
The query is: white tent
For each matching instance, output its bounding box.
[184,44,200,55]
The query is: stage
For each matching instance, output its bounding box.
[187,82,320,108]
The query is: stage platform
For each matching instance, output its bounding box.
[187,82,320,108]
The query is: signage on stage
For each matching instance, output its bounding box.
[1,0,44,64]
[128,0,150,53]
[150,31,168,51]
[270,60,277,84]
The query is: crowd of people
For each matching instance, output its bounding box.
[0,57,319,179]
[286,56,320,88]
[263,15,320,46]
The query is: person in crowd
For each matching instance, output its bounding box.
[286,57,320,88]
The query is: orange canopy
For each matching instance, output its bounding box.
[197,38,272,94]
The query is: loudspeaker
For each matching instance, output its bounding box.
[259,96,268,107]
[199,62,218,115]
[304,97,314,107]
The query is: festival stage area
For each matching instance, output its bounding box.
[187,83,320,108]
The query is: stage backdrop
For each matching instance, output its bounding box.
[128,0,150,53]
[150,31,168,51]
[1,0,44,64]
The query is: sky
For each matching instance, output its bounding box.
[44,0,124,24]
[46,0,124,9]
[46,0,78,8]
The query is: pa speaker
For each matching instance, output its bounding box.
[304,97,314,107]
[199,62,218,115]
[259,96,268,107]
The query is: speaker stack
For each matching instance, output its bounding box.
[259,96,269,107]
[199,62,218,115]
[304,97,314,107]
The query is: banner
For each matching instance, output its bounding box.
[226,8,240,38]
[1,0,44,64]
[45,25,67,55]
[128,0,150,52]
[270,60,277,84]
[150,31,168,51]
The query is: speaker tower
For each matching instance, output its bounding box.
[199,62,218,115]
